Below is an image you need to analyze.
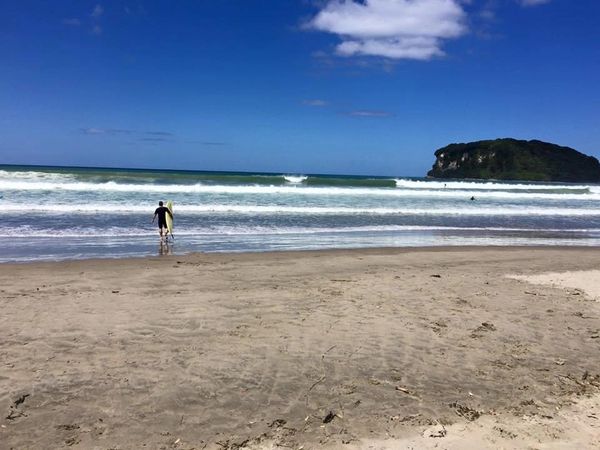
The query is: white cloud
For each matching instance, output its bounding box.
[519,0,551,6]
[338,36,444,60]
[307,0,467,60]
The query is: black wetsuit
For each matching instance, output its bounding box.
[155,206,171,229]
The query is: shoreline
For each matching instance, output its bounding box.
[2,243,600,267]
[2,246,600,448]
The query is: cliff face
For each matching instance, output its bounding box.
[427,139,600,182]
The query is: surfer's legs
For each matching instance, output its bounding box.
[158,219,167,239]
[159,225,170,240]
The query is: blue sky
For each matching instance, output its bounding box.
[1,0,599,176]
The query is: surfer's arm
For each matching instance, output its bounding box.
[152,212,157,223]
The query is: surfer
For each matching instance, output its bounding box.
[152,201,173,240]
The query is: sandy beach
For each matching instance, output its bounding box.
[1,247,600,449]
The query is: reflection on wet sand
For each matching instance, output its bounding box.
[158,240,173,256]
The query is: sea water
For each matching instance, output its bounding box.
[1,165,600,262]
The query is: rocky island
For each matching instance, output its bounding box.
[428,138,600,182]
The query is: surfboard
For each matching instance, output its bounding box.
[166,200,174,238]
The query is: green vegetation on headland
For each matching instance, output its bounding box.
[427,138,600,182]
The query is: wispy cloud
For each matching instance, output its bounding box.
[479,1,497,21]
[81,128,105,135]
[81,128,135,135]
[303,99,329,107]
[89,4,104,35]
[145,131,175,137]
[91,4,104,18]
[347,110,395,117]
[61,4,106,34]
[123,3,147,16]
[184,141,228,146]
[81,128,175,137]
[519,0,551,6]
[139,137,170,142]
[306,0,467,60]
[62,18,81,26]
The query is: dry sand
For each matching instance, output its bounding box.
[1,247,600,449]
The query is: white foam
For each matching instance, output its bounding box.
[2,170,596,193]
[0,170,74,180]
[3,224,599,238]
[394,178,595,191]
[284,175,308,184]
[2,179,600,200]
[3,203,600,216]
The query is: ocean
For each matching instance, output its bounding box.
[2,164,600,262]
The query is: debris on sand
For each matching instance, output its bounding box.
[423,424,447,438]
[395,386,412,394]
[268,419,286,428]
[471,322,497,338]
[6,393,30,421]
[449,402,482,421]
[323,411,336,423]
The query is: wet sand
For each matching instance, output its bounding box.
[1,247,599,449]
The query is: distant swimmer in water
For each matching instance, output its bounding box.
[470,196,476,201]
[152,201,173,240]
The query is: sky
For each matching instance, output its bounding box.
[1,0,599,176]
